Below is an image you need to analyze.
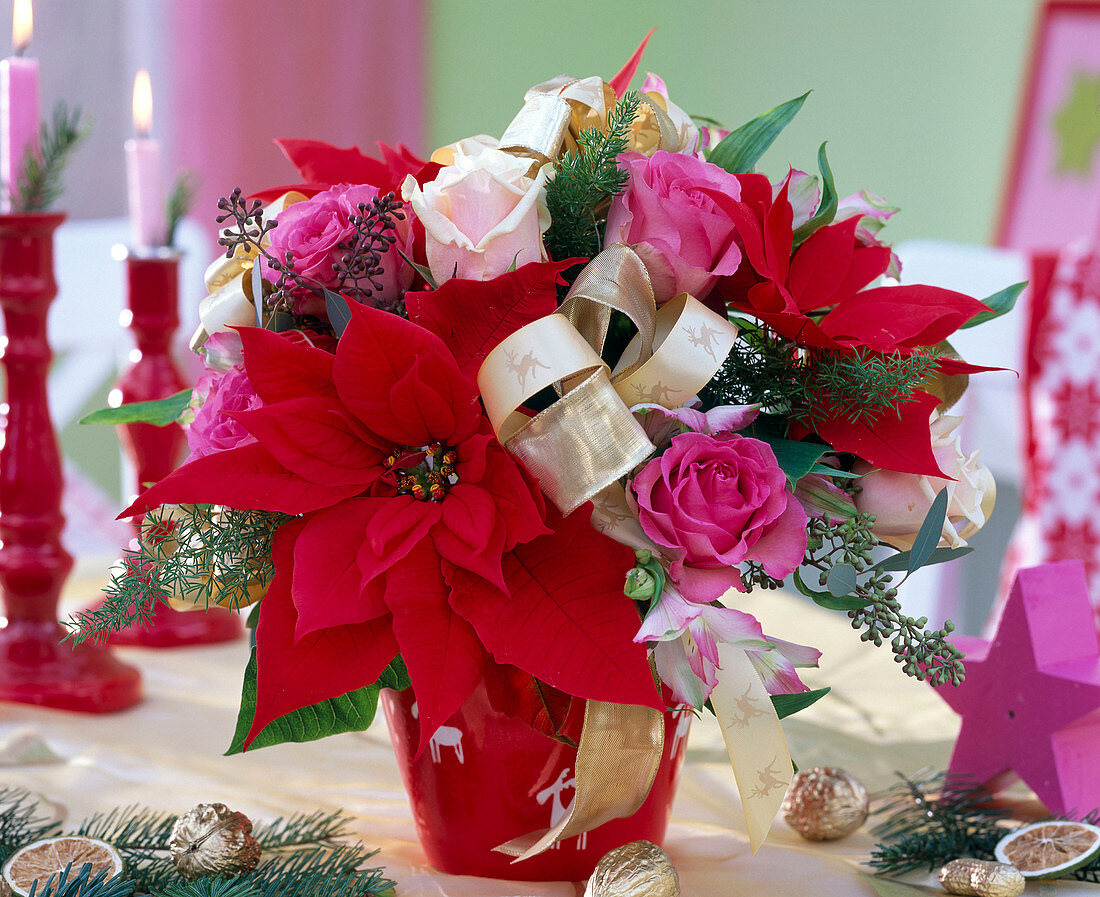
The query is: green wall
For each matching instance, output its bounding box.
[427,0,1036,246]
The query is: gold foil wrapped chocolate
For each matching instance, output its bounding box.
[582,841,680,897]
[781,766,869,841]
[939,858,1025,897]
[169,803,261,880]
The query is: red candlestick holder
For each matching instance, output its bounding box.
[0,213,141,712]
[107,247,242,647]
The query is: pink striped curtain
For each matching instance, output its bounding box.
[165,0,426,238]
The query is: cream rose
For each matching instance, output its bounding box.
[401,148,551,283]
[525,73,700,156]
[854,413,996,551]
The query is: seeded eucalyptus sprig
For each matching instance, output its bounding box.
[792,502,968,686]
[13,102,90,213]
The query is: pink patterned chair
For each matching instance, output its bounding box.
[994,245,1100,630]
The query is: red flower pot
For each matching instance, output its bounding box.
[381,682,690,881]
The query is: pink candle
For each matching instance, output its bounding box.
[125,70,165,248]
[0,0,39,213]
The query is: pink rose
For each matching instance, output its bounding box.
[605,150,743,304]
[401,147,551,283]
[266,183,413,315]
[185,364,262,462]
[629,431,808,596]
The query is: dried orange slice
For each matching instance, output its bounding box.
[994,820,1100,879]
[2,837,123,896]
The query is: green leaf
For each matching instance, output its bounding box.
[755,434,826,486]
[771,687,830,720]
[960,281,1025,329]
[79,389,191,426]
[396,247,437,290]
[863,875,944,897]
[794,569,872,610]
[708,92,810,174]
[826,563,859,597]
[226,649,409,754]
[907,488,949,575]
[809,462,864,479]
[874,545,973,573]
[324,288,352,338]
[791,142,838,245]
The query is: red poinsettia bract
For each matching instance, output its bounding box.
[124,304,660,752]
[710,173,991,477]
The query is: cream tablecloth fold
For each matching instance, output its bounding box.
[1,574,1095,894]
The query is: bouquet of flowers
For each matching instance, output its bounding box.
[73,34,1008,877]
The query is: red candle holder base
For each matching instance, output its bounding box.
[0,620,142,713]
[104,602,243,648]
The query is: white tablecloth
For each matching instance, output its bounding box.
[1,568,1095,895]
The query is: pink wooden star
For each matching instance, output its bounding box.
[933,560,1100,815]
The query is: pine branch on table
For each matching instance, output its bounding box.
[0,787,62,867]
[26,864,134,897]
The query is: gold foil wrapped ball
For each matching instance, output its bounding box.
[939,858,1025,897]
[583,840,680,897]
[169,803,262,880]
[781,766,869,841]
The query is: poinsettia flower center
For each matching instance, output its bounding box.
[384,441,459,502]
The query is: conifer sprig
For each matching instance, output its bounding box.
[165,172,199,248]
[700,322,940,427]
[65,505,287,646]
[14,102,90,213]
[544,90,641,263]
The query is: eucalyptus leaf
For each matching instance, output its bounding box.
[227,649,410,754]
[874,545,973,573]
[826,563,859,597]
[324,288,352,338]
[907,488,949,575]
[771,687,830,720]
[708,91,810,174]
[960,281,1025,329]
[79,389,191,427]
[791,142,838,245]
[793,568,870,610]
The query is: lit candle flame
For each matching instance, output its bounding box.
[12,0,31,54]
[132,69,153,138]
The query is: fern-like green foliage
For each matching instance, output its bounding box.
[65,505,287,646]
[700,321,940,427]
[544,90,641,263]
[868,771,1013,876]
[14,102,90,213]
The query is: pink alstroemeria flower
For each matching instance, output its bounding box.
[634,585,821,707]
[635,584,771,708]
[632,401,760,450]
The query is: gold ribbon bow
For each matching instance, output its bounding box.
[479,244,736,516]
[481,246,790,859]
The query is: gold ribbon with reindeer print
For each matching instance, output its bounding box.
[479,245,791,858]
[479,244,736,516]
[493,700,665,862]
